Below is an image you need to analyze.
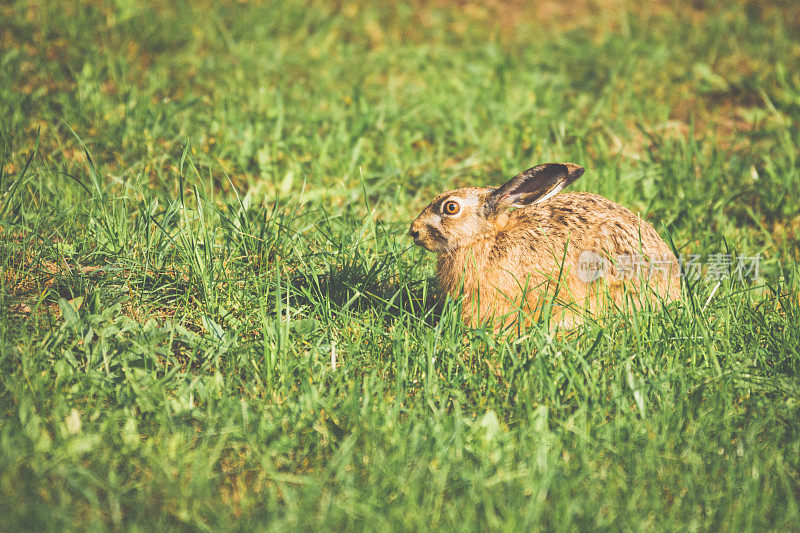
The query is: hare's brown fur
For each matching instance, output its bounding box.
[410,164,680,329]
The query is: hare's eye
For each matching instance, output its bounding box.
[443,200,460,215]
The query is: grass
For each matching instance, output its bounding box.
[1,0,799,529]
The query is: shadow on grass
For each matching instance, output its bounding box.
[284,254,445,326]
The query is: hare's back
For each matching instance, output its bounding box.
[511,192,674,258]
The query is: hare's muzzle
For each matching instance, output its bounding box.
[409,217,443,252]
[409,221,428,249]
[409,225,423,247]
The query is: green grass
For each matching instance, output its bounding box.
[1,0,800,529]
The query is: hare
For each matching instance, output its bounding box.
[409,163,680,329]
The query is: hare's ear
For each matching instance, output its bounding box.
[483,163,584,217]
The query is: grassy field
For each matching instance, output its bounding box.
[1,0,800,529]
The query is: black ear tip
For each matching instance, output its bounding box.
[564,163,585,179]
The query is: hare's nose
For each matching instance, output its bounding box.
[409,228,420,239]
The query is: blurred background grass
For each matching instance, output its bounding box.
[3,1,799,239]
[1,0,799,530]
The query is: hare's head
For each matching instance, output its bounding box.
[409,163,585,253]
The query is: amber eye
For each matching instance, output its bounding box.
[443,200,460,215]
